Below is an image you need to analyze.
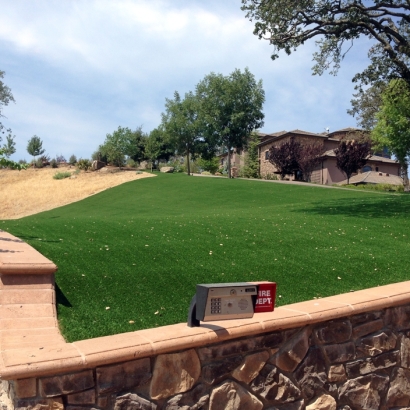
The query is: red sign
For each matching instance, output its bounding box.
[253,282,276,313]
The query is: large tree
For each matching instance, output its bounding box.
[335,138,371,184]
[372,79,410,188]
[162,91,202,175]
[298,141,324,182]
[242,131,261,178]
[196,68,265,178]
[242,1,410,88]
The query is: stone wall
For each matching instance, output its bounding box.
[2,230,410,410]
[6,303,410,410]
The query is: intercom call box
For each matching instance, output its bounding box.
[187,281,276,327]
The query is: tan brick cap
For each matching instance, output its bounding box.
[0,230,57,275]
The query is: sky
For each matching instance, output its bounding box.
[0,0,374,162]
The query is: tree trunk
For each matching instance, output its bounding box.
[403,162,409,191]
[187,147,191,176]
[227,148,232,178]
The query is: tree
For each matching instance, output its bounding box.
[196,68,265,178]
[242,131,260,178]
[162,91,202,176]
[127,127,147,164]
[268,137,302,180]
[0,70,15,138]
[298,141,324,182]
[372,79,410,188]
[27,135,45,161]
[242,1,410,89]
[145,128,163,172]
[1,134,16,157]
[348,83,386,131]
[335,139,371,184]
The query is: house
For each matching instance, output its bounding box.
[257,128,401,185]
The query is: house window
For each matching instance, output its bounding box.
[265,151,269,160]
[376,166,379,172]
[362,165,372,172]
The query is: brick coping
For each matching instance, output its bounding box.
[1,230,410,380]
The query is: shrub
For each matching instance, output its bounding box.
[76,158,92,171]
[69,155,77,165]
[50,159,58,168]
[136,171,143,175]
[126,158,137,168]
[56,155,66,163]
[35,158,44,168]
[263,173,278,180]
[39,154,50,166]
[201,171,211,175]
[53,171,71,180]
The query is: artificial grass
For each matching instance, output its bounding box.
[1,173,410,342]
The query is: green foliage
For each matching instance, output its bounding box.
[53,171,71,180]
[197,156,220,174]
[242,131,260,178]
[372,79,410,187]
[50,158,58,168]
[68,154,77,165]
[344,183,404,193]
[2,174,410,341]
[196,68,265,177]
[76,158,92,171]
[0,70,15,138]
[27,135,45,159]
[1,134,16,157]
[35,158,44,168]
[162,91,202,175]
[0,148,26,169]
[242,1,410,89]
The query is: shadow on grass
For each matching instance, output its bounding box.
[293,194,410,219]
[56,283,72,308]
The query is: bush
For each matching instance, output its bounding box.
[35,158,44,168]
[53,171,71,180]
[136,171,143,175]
[69,155,77,165]
[39,154,50,166]
[263,173,278,180]
[50,159,58,168]
[126,158,137,168]
[201,171,211,175]
[76,158,92,171]
[56,155,66,163]
[197,157,220,174]
[345,183,405,192]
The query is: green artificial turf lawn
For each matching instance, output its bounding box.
[1,173,410,342]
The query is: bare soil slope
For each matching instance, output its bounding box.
[0,166,155,219]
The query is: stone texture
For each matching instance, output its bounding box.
[306,394,336,410]
[328,364,347,383]
[232,350,270,384]
[259,332,285,349]
[271,328,310,372]
[13,378,37,399]
[401,335,410,368]
[339,374,389,410]
[386,305,410,331]
[386,367,410,407]
[198,338,258,361]
[15,397,64,410]
[352,319,384,339]
[97,358,151,395]
[294,347,327,399]
[251,363,301,404]
[150,349,200,400]
[202,356,242,384]
[322,342,355,364]
[266,399,304,410]
[39,371,94,397]
[351,311,382,325]
[314,320,352,344]
[209,380,262,410]
[160,167,174,173]
[164,384,209,410]
[66,389,95,405]
[345,350,399,377]
[356,330,397,356]
[114,393,157,410]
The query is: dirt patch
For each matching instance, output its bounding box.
[0,166,155,220]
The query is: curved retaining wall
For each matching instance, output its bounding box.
[1,230,410,409]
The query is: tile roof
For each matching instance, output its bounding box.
[339,171,403,186]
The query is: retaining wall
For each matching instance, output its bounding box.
[1,230,410,409]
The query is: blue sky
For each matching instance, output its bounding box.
[1,0,373,162]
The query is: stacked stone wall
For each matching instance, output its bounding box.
[8,304,410,410]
